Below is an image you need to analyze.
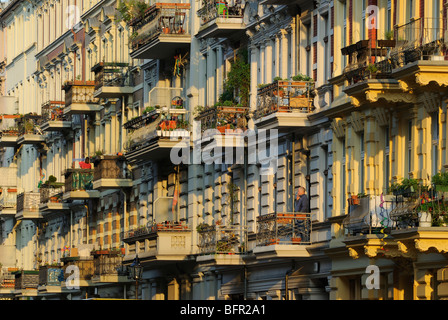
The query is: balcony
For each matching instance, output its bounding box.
[63,81,101,115]
[62,257,95,287]
[197,224,246,265]
[0,128,19,147]
[91,62,133,99]
[39,184,69,216]
[0,114,21,147]
[196,0,245,39]
[124,105,190,163]
[390,18,448,92]
[194,104,248,149]
[40,101,71,132]
[123,221,193,267]
[339,39,412,107]
[0,189,17,216]
[62,169,100,200]
[253,212,312,258]
[0,270,16,296]
[38,266,64,294]
[92,251,128,283]
[13,270,39,296]
[254,80,315,131]
[15,114,46,145]
[92,155,132,190]
[16,192,43,220]
[130,3,191,60]
[0,167,17,215]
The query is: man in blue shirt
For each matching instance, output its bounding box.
[294,186,310,242]
[295,186,310,213]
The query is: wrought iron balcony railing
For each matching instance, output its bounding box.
[64,169,94,192]
[93,252,126,277]
[255,80,315,119]
[41,101,65,122]
[39,185,64,205]
[92,62,133,92]
[197,224,246,254]
[93,155,127,182]
[123,221,190,241]
[16,114,43,136]
[198,0,243,26]
[256,212,312,246]
[130,3,191,52]
[124,107,189,151]
[343,195,396,236]
[391,17,448,67]
[16,192,40,214]
[195,105,248,133]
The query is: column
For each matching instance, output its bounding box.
[274,35,280,78]
[249,45,258,114]
[216,46,223,99]
[264,39,273,83]
[260,42,265,84]
[206,48,216,107]
[280,29,288,80]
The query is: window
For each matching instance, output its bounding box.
[384,126,390,193]
[408,0,414,21]
[407,120,412,174]
[432,113,440,176]
[362,0,366,40]
[342,1,347,69]
[341,138,346,211]
[359,132,364,194]
[387,0,392,34]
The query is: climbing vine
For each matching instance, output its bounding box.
[221,48,250,107]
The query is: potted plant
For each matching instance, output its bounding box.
[417,200,433,227]
[432,172,448,192]
[378,30,396,47]
[389,178,420,196]
[367,64,378,78]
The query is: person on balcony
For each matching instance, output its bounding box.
[79,157,92,169]
[294,186,310,243]
[295,186,309,213]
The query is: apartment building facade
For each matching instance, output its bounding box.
[0,0,447,300]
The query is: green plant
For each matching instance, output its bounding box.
[292,73,313,82]
[143,106,155,114]
[385,30,394,40]
[432,172,448,186]
[367,64,378,73]
[273,76,284,81]
[116,0,150,23]
[223,48,250,107]
[389,178,420,194]
[48,175,57,183]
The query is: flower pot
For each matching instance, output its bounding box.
[418,212,432,227]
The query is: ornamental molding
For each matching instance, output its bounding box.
[414,238,448,254]
[419,92,441,114]
[348,111,364,133]
[365,90,417,105]
[415,72,448,87]
[330,118,346,139]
